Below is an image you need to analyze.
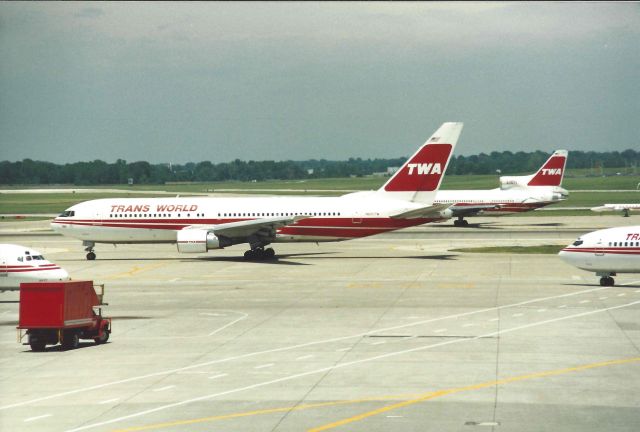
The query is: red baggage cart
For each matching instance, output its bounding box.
[17,280,111,351]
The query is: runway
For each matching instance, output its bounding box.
[1,215,639,432]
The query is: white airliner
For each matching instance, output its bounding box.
[51,122,463,260]
[559,226,640,286]
[591,203,640,218]
[0,244,70,291]
[435,150,569,226]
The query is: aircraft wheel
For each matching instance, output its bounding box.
[462,220,469,227]
[86,252,96,260]
[264,248,275,259]
[607,276,615,286]
[244,250,254,260]
[600,277,607,286]
[453,220,461,227]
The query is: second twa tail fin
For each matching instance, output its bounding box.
[378,122,463,203]
[500,149,568,189]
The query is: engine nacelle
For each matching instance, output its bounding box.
[438,208,453,219]
[176,229,223,253]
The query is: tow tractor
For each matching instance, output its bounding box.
[17,280,111,351]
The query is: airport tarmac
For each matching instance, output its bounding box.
[1,215,639,432]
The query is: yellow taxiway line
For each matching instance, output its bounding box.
[113,356,640,432]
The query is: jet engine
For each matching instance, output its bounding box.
[176,229,224,253]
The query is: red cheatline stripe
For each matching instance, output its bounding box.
[562,248,640,255]
[0,267,61,273]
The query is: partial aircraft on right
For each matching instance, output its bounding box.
[559,226,640,286]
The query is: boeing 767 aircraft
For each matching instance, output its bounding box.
[51,122,463,260]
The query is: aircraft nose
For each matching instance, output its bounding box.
[54,268,70,281]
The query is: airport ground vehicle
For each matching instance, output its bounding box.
[17,280,111,351]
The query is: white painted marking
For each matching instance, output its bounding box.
[387,415,404,418]
[24,414,52,422]
[65,300,640,432]
[98,398,120,405]
[599,297,608,300]
[296,355,314,361]
[478,422,500,426]
[462,323,475,327]
[579,300,590,304]
[488,317,499,322]
[371,341,386,345]
[512,313,523,317]
[176,371,208,375]
[558,305,567,308]
[434,328,447,333]
[571,275,581,280]
[537,308,547,312]
[254,363,274,369]
[168,278,180,282]
[3,286,613,412]
[208,374,228,380]
[208,312,248,337]
[336,347,351,352]
[200,313,226,317]
[153,386,175,392]
[617,293,626,297]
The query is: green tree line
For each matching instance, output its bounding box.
[1,150,638,185]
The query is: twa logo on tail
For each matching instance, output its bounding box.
[527,150,568,186]
[382,122,462,193]
[407,163,442,176]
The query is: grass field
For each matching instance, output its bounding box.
[1,174,638,214]
[450,245,566,254]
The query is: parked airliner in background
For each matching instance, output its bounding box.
[0,244,69,291]
[591,203,640,218]
[559,226,640,286]
[51,123,463,260]
[435,150,569,226]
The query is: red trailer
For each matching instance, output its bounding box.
[17,280,111,351]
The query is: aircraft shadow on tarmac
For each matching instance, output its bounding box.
[60,251,457,265]
[562,282,640,288]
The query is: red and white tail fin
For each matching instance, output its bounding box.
[378,122,462,203]
[500,150,568,189]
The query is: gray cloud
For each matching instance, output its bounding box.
[1,2,638,163]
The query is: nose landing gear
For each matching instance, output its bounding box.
[83,241,96,260]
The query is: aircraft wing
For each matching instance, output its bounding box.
[390,203,452,219]
[188,216,308,239]
[448,204,502,217]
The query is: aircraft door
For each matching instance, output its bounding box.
[594,238,604,257]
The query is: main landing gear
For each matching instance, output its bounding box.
[244,247,276,261]
[83,241,96,260]
[598,272,616,286]
[453,217,469,227]
[599,276,615,286]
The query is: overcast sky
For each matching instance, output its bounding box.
[1,2,638,164]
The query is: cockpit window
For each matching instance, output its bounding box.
[32,255,44,260]
[59,210,75,217]
[26,255,32,261]
[572,239,584,246]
